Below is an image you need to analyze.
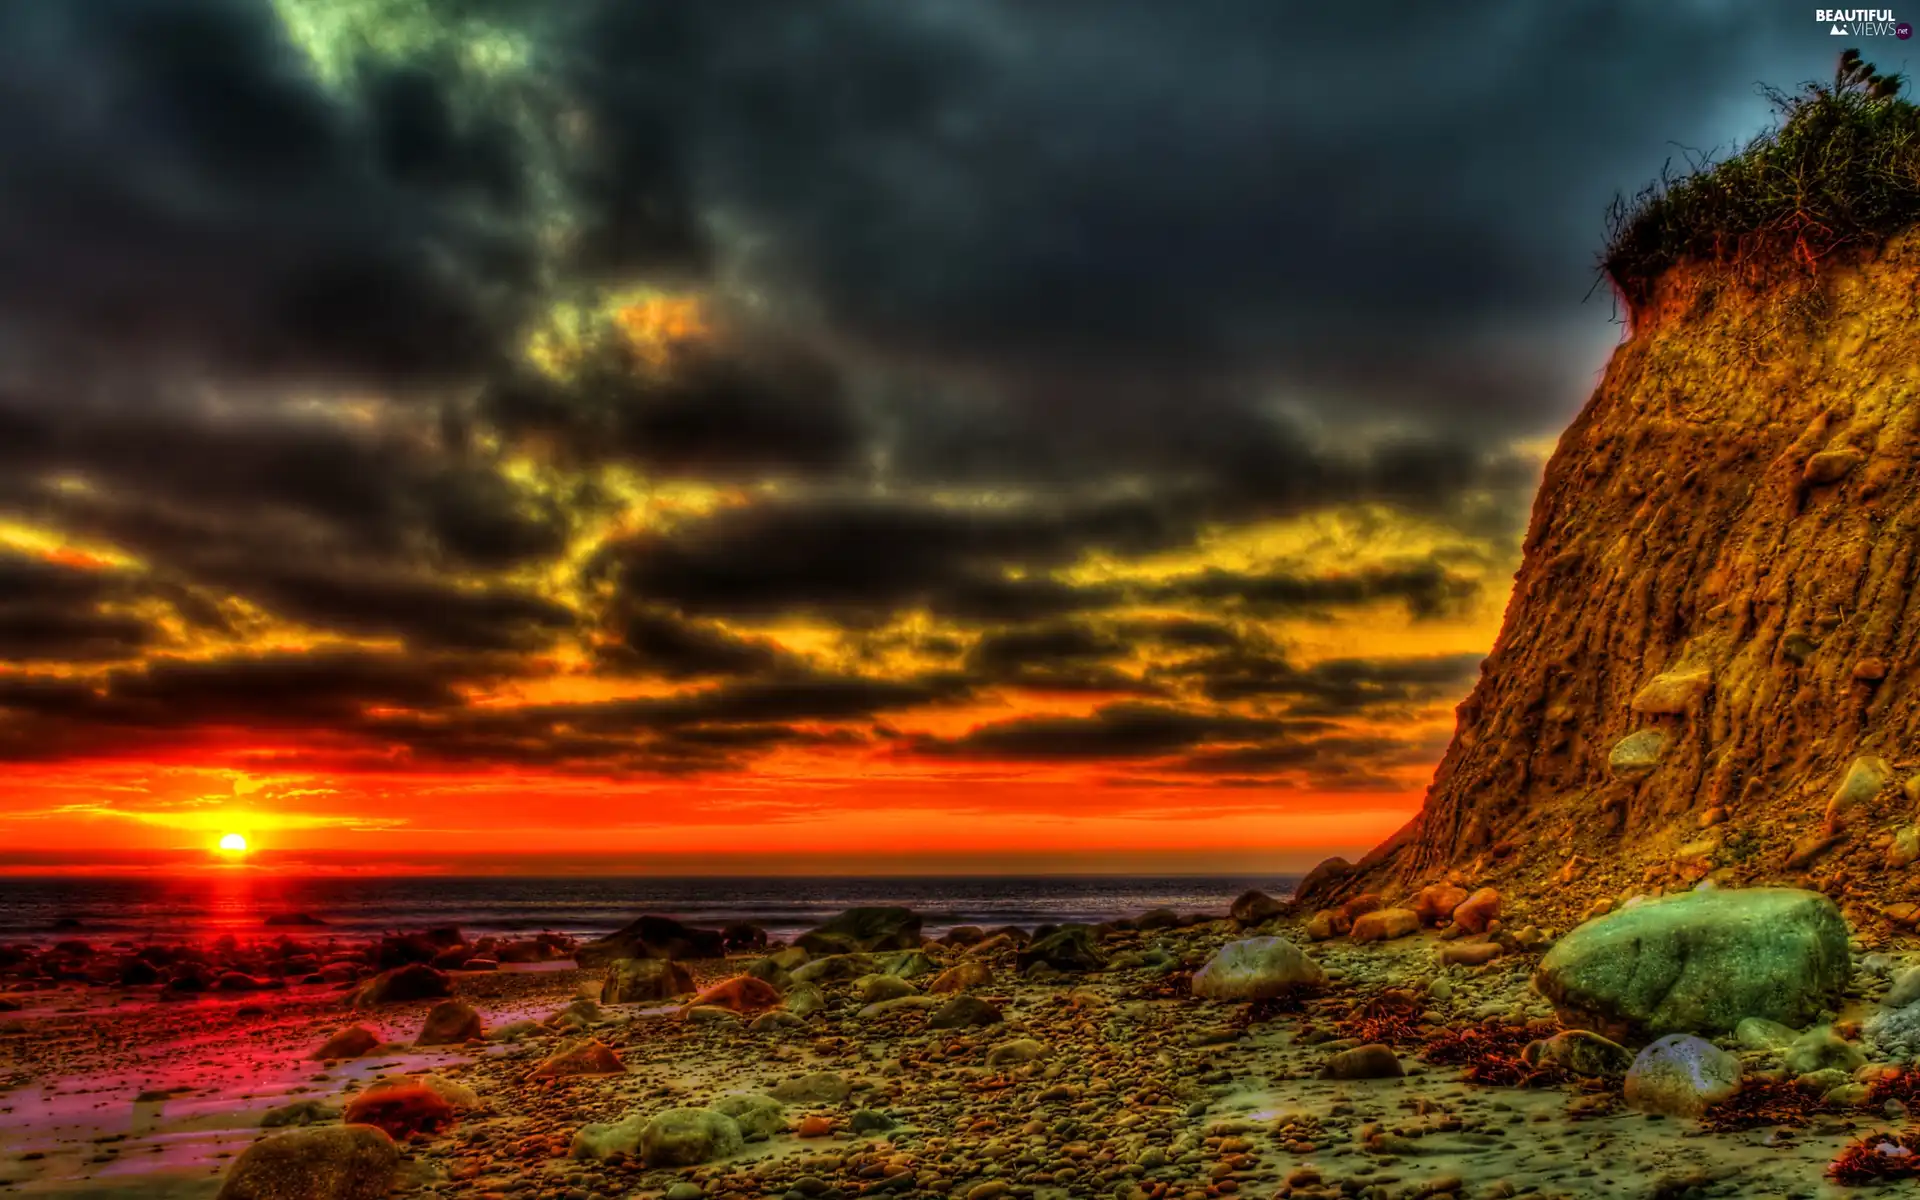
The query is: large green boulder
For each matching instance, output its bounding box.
[1534,888,1849,1039]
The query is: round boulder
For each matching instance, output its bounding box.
[1624,1034,1740,1117]
[1191,937,1325,1001]
[217,1125,400,1200]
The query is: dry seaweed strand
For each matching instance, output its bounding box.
[1700,1077,1830,1133]
[1334,991,1425,1047]
[1422,1021,1564,1087]
[1831,1130,1920,1185]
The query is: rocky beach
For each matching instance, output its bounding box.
[1,887,1915,1200]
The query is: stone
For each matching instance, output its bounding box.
[1889,827,1920,869]
[1450,888,1502,935]
[687,976,782,1013]
[1734,1017,1798,1051]
[682,1004,743,1024]
[984,1038,1049,1067]
[261,1099,339,1128]
[1533,887,1850,1038]
[1630,668,1713,715]
[603,957,696,1004]
[855,995,938,1019]
[1412,884,1470,926]
[576,915,725,968]
[710,1093,786,1141]
[1804,446,1863,485]
[1302,911,1340,941]
[1439,941,1502,967]
[641,1109,744,1167]
[795,907,923,955]
[416,999,482,1046]
[769,1071,852,1104]
[529,1039,625,1079]
[1349,907,1420,943]
[1889,967,1920,1010]
[784,984,828,1016]
[1624,1035,1740,1117]
[849,1108,896,1134]
[856,973,917,1003]
[348,963,451,1008]
[875,949,937,978]
[312,1025,380,1060]
[928,994,1003,1029]
[216,1125,400,1200]
[1826,755,1891,833]
[1191,937,1324,1001]
[1230,889,1287,926]
[1783,1026,1865,1075]
[1319,1044,1404,1080]
[571,1114,646,1161]
[1608,729,1668,780]
[928,960,993,992]
[1524,1030,1632,1078]
[1017,926,1106,974]
[341,1082,456,1140]
[790,954,877,985]
[748,1011,806,1033]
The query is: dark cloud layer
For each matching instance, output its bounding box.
[0,0,1847,798]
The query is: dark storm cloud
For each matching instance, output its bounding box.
[913,703,1297,761]
[598,608,799,680]
[1171,650,1487,714]
[607,492,1189,622]
[480,325,865,479]
[0,552,154,663]
[1152,562,1484,621]
[0,0,562,384]
[587,0,1830,431]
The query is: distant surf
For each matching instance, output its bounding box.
[0,873,1298,944]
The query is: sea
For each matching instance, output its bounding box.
[0,874,1299,946]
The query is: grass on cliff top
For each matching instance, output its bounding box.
[1603,50,1920,312]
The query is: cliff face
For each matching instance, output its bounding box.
[1309,233,1920,928]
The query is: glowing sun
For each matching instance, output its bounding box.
[217,833,248,855]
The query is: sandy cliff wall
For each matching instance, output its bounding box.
[1305,232,1920,928]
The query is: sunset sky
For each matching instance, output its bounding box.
[0,2,1863,872]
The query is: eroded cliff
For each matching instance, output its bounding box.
[1305,231,1920,931]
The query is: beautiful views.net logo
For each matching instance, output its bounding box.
[1817,8,1913,36]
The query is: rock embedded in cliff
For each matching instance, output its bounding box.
[1606,730,1668,782]
[1191,937,1325,1001]
[1624,1035,1741,1117]
[1533,887,1849,1039]
[1825,755,1891,833]
[1630,668,1713,716]
[1803,446,1863,485]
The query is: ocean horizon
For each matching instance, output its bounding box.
[0,872,1301,945]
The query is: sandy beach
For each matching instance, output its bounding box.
[0,895,1906,1200]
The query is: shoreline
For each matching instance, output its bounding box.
[0,895,1904,1199]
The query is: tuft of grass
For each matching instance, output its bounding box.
[1603,50,1920,315]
